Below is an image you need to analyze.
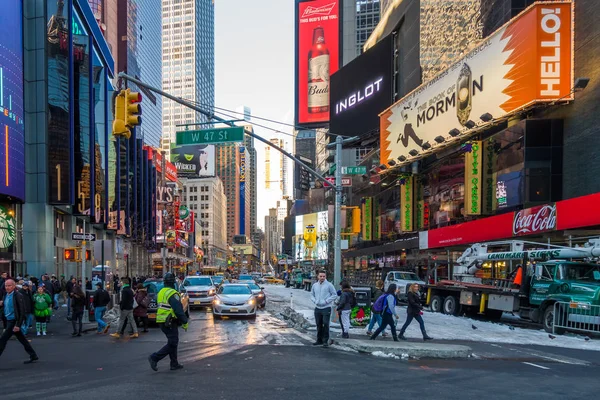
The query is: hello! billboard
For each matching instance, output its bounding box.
[380,1,574,165]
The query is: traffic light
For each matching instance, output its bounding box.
[85,250,91,261]
[64,248,77,261]
[112,88,142,139]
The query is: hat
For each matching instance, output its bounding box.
[96,282,102,288]
[22,281,30,287]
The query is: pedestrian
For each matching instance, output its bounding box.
[370,283,400,342]
[60,275,67,304]
[33,285,52,336]
[70,285,86,337]
[336,281,355,339]
[310,270,337,348]
[93,282,111,334]
[51,275,61,309]
[134,283,150,333]
[0,279,39,364]
[110,277,139,339]
[398,283,433,341]
[66,277,76,319]
[85,278,92,291]
[366,280,387,337]
[148,273,188,371]
[0,272,6,332]
[19,282,35,336]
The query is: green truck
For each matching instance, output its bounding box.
[425,241,600,334]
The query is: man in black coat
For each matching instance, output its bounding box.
[18,282,34,336]
[0,279,38,364]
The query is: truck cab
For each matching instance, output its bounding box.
[384,271,426,300]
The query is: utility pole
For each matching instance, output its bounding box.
[82,219,89,323]
[333,135,343,287]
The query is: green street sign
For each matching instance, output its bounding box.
[176,126,244,145]
[341,166,367,175]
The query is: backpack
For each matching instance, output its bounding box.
[372,294,387,313]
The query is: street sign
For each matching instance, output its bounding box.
[175,126,245,145]
[341,166,367,175]
[72,233,96,241]
[325,177,352,187]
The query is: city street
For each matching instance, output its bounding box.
[0,305,599,399]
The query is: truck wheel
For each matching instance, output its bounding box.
[430,295,444,313]
[543,304,566,334]
[442,296,461,316]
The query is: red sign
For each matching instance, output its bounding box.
[296,0,340,125]
[423,193,600,249]
[325,177,352,186]
[144,146,177,182]
[513,204,557,236]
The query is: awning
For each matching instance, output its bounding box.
[343,235,419,257]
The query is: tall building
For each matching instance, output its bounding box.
[264,208,278,265]
[183,177,228,268]
[244,127,258,237]
[161,0,215,156]
[265,138,290,197]
[117,0,162,148]
[294,129,317,200]
[342,0,381,65]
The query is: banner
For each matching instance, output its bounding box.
[482,138,498,214]
[380,1,573,165]
[400,175,413,232]
[373,199,381,241]
[464,141,482,215]
[170,144,215,178]
[362,197,372,241]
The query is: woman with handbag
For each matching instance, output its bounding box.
[398,283,433,341]
[134,284,150,333]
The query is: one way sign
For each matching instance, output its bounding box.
[72,233,97,241]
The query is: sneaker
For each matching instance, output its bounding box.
[37,332,41,336]
[130,333,139,339]
[24,355,39,364]
[110,333,121,339]
[42,332,47,336]
[366,331,372,336]
[382,332,389,337]
[170,364,184,371]
[71,332,78,337]
[148,356,158,371]
[312,341,323,346]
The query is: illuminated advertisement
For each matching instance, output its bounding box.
[144,146,177,182]
[293,212,329,261]
[239,147,246,235]
[464,141,482,215]
[170,144,215,179]
[380,1,574,165]
[295,0,340,126]
[0,1,25,201]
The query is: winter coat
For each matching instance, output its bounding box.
[336,289,355,312]
[406,291,423,316]
[1,290,28,326]
[71,292,86,314]
[19,288,34,314]
[33,292,53,318]
[120,285,135,310]
[133,290,149,317]
[93,288,111,308]
[372,288,383,302]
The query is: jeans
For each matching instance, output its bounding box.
[340,309,351,334]
[0,320,37,359]
[72,311,83,334]
[118,309,138,335]
[367,312,383,333]
[371,312,397,339]
[53,293,60,309]
[67,297,72,318]
[399,313,426,335]
[314,307,331,345]
[21,313,34,336]
[150,324,179,367]
[95,306,107,332]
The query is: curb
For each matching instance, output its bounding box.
[332,338,472,359]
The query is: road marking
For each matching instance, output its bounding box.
[522,362,550,370]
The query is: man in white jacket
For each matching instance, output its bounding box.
[310,271,338,348]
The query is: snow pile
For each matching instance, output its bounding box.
[371,351,400,360]
[263,284,600,352]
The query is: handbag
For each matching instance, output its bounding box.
[133,297,139,309]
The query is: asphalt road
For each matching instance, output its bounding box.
[0,307,598,400]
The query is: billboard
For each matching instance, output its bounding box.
[295,0,340,126]
[293,212,329,261]
[144,146,177,182]
[0,1,25,201]
[170,144,215,179]
[239,147,246,235]
[330,34,393,137]
[380,1,574,165]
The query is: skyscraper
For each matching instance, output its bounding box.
[342,0,381,65]
[265,138,290,197]
[161,0,215,156]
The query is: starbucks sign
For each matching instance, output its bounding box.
[0,206,16,248]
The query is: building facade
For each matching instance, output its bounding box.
[264,207,278,266]
[161,0,215,156]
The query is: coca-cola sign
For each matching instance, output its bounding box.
[513,204,557,236]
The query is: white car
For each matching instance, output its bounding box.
[384,271,426,299]
[182,276,216,308]
[212,284,257,320]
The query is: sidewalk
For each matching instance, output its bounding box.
[332,336,472,359]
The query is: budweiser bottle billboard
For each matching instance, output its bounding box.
[308,26,330,114]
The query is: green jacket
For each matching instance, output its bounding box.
[33,292,52,317]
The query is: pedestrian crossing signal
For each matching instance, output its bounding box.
[85,250,91,261]
[64,248,77,261]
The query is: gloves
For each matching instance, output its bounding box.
[182,323,189,331]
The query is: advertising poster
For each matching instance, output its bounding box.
[330,34,393,137]
[170,144,215,178]
[400,176,414,232]
[239,147,246,235]
[295,0,340,126]
[294,212,329,261]
[380,1,573,164]
[362,197,372,241]
[464,141,482,215]
[0,1,25,201]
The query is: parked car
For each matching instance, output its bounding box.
[245,282,266,308]
[212,275,224,286]
[238,274,256,284]
[182,276,216,308]
[384,271,427,300]
[263,275,284,285]
[144,278,190,324]
[212,284,257,320]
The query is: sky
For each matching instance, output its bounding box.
[215,0,295,231]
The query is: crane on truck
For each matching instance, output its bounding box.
[425,239,600,334]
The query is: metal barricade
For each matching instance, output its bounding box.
[553,301,600,335]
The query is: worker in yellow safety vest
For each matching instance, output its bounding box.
[148,273,189,371]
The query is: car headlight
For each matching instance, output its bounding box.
[248,299,255,305]
[213,299,221,305]
[209,289,216,295]
[257,293,264,297]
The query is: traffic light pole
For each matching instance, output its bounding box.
[82,219,89,323]
[117,72,356,288]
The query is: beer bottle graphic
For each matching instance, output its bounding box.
[456,63,472,126]
[307,26,330,114]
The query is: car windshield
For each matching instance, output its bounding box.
[184,277,212,286]
[238,275,253,280]
[220,286,252,295]
[558,263,600,281]
[396,273,420,280]
[246,283,261,290]
[212,276,223,284]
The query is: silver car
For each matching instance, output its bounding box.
[183,276,216,308]
[212,284,257,320]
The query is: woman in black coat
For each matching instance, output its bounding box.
[398,284,433,341]
[71,285,86,337]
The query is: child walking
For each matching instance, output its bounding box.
[33,285,53,336]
